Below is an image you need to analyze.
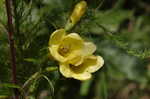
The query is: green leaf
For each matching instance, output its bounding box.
[94,10,133,32]
[0,95,9,99]
[24,58,39,64]
[41,75,54,97]
[79,9,133,35]
[45,67,58,72]
[80,80,92,96]
[25,73,54,98]
[0,83,20,89]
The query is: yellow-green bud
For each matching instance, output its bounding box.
[70,1,87,25]
[65,1,87,31]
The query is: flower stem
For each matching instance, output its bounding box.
[5,0,18,99]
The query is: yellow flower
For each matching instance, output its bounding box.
[49,29,97,65]
[69,42,97,66]
[59,55,104,80]
[49,29,84,64]
[49,29,104,80]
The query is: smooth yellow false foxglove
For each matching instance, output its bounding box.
[59,55,104,80]
[49,29,104,80]
[49,29,84,64]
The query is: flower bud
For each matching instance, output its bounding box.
[70,1,87,25]
[65,1,87,31]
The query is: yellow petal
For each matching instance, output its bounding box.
[69,55,84,66]
[59,63,91,80]
[64,33,83,42]
[65,33,84,51]
[60,33,84,52]
[59,63,73,78]
[72,72,91,80]
[83,42,96,56]
[49,29,66,45]
[60,33,84,61]
[49,46,66,62]
[86,56,104,73]
[69,63,92,80]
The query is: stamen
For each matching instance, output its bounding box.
[58,45,70,56]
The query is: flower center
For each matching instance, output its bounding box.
[69,64,84,73]
[58,45,70,56]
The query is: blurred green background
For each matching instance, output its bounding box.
[0,0,150,99]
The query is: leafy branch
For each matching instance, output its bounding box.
[96,22,150,59]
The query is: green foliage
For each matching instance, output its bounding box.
[0,0,150,99]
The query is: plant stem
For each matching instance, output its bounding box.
[22,72,41,90]
[5,0,18,99]
[22,67,58,90]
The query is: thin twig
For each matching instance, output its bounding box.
[22,67,58,89]
[22,72,41,89]
[5,0,18,99]
[95,0,104,11]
